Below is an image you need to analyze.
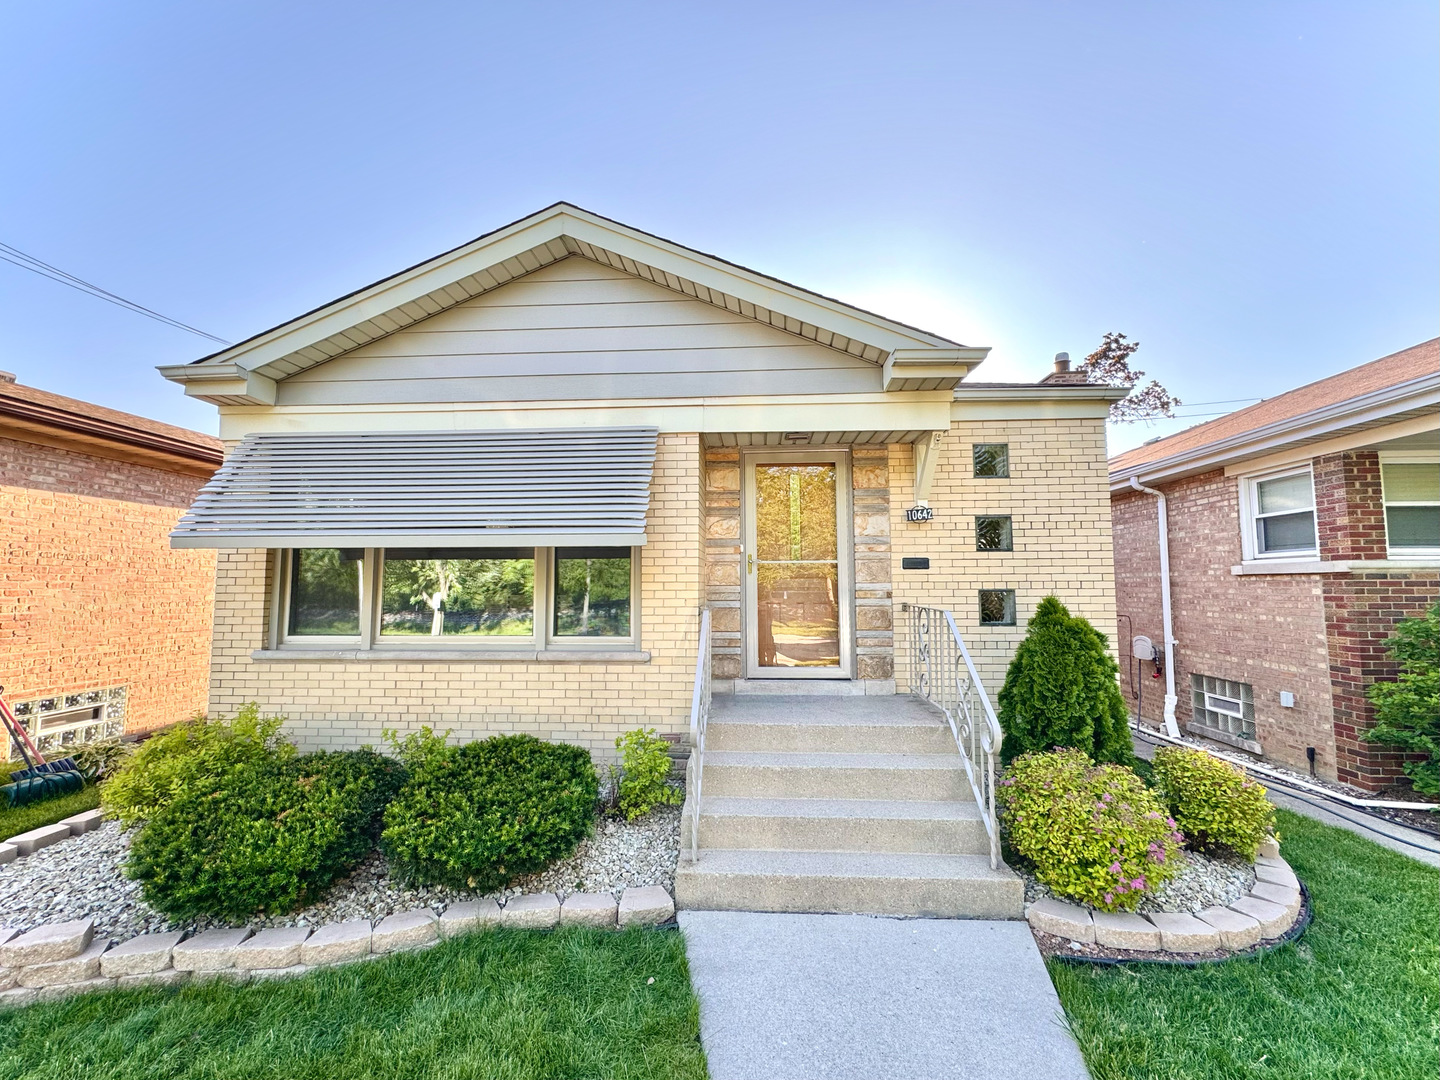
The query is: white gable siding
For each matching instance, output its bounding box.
[277,257,882,405]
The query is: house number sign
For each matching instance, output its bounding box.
[905,505,934,522]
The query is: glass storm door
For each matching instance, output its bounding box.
[743,452,853,679]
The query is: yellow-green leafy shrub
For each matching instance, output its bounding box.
[1151,746,1275,859]
[615,728,681,821]
[999,748,1183,912]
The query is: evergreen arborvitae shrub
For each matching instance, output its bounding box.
[997,595,1134,766]
[381,729,598,891]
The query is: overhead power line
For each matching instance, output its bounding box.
[0,240,231,346]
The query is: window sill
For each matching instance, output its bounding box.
[1185,722,1263,756]
[251,649,651,664]
[1232,558,1440,575]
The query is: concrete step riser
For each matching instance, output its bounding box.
[698,813,989,854]
[674,867,1023,919]
[706,723,956,755]
[703,765,972,802]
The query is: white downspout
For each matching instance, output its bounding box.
[1128,476,1181,738]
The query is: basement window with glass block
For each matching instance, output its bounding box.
[978,589,1016,626]
[1190,674,1256,741]
[975,515,1013,551]
[973,444,1009,478]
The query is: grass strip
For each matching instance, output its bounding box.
[1049,807,1439,1080]
[0,784,100,841]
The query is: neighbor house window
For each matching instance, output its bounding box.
[978,589,1016,626]
[287,548,362,636]
[973,444,1009,478]
[1190,674,1256,741]
[975,516,1013,551]
[1243,468,1317,558]
[1380,458,1440,557]
[379,549,534,638]
[553,548,632,637]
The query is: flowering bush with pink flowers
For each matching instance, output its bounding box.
[998,748,1184,912]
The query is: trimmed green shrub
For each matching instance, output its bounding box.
[999,748,1183,912]
[998,596,1134,766]
[1151,746,1275,859]
[615,727,681,821]
[102,704,290,827]
[127,747,404,920]
[381,729,598,891]
[1361,602,1440,794]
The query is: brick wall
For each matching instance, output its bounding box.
[206,432,704,757]
[892,418,1119,695]
[1316,450,1387,561]
[0,436,216,736]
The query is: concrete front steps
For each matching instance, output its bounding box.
[676,694,1024,919]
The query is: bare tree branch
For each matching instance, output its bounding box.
[1075,332,1183,423]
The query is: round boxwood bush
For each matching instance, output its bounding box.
[998,748,1184,912]
[1150,745,1275,859]
[381,729,598,891]
[126,747,404,921]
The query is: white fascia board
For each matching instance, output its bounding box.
[171,530,648,550]
[1108,373,1440,492]
[950,385,1123,422]
[1222,414,1440,477]
[883,348,991,390]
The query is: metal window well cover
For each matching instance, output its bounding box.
[170,427,659,548]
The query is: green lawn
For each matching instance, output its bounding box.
[0,783,100,841]
[1049,808,1439,1080]
[0,926,706,1080]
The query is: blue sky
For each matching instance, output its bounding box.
[2,1,1435,454]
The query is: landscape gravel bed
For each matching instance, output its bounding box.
[1017,847,1255,915]
[0,807,681,941]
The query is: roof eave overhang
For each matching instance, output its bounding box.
[172,530,647,550]
[1108,373,1440,492]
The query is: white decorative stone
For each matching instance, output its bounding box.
[0,844,16,865]
[118,968,190,989]
[1091,911,1162,951]
[1249,881,1301,919]
[1195,906,1263,950]
[0,919,93,966]
[171,928,252,971]
[1228,895,1291,938]
[501,893,560,929]
[19,938,108,987]
[439,900,501,938]
[59,809,105,835]
[234,927,311,970]
[561,893,618,928]
[300,920,372,965]
[1025,898,1094,943]
[100,931,186,977]
[37,976,114,1002]
[371,909,438,953]
[7,824,72,856]
[618,886,675,928]
[1145,912,1221,952]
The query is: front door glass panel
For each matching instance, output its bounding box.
[754,463,840,668]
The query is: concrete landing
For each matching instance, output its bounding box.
[679,910,1091,1080]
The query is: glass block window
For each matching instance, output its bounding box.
[975,515,1013,551]
[973,444,1009,478]
[978,589,1016,626]
[1190,674,1256,740]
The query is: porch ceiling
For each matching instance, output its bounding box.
[702,430,932,447]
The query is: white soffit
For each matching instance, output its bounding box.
[170,427,658,549]
[159,205,980,404]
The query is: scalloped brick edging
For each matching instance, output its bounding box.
[0,885,676,1008]
[1025,848,1304,959]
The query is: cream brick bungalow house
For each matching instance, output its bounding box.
[161,204,1126,915]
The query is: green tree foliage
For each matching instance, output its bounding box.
[998,596,1134,766]
[1362,602,1440,794]
[614,728,681,820]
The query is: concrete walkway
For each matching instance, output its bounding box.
[679,911,1090,1080]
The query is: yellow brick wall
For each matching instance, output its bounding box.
[890,418,1119,695]
[205,433,704,757]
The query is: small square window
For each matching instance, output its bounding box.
[973,444,1009,478]
[978,589,1016,626]
[975,515,1013,551]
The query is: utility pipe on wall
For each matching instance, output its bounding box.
[1128,476,1181,738]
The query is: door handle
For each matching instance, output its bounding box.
[747,553,754,574]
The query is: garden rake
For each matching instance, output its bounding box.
[0,687,84,808]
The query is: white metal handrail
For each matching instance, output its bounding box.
[901,603,1004,870]
[687,606,713,863]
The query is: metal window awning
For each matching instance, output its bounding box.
[170,427,658,549]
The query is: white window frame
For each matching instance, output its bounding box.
[1379,451,1440,559]
[1239,465,1318,561]
[272,546,640,653]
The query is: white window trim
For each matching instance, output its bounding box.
[1238,465,1318,561]
[272,546,640,655]
[1379,451,1440,560]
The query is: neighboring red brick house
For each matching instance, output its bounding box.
[1109,340,1439,790]
[1,371,222,759]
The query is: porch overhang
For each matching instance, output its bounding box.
[170,427,658,549]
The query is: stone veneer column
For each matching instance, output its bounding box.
[704,449,743,681]
[852,448,894,683]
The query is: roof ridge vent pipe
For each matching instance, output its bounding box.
[1128,476,1181,738]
